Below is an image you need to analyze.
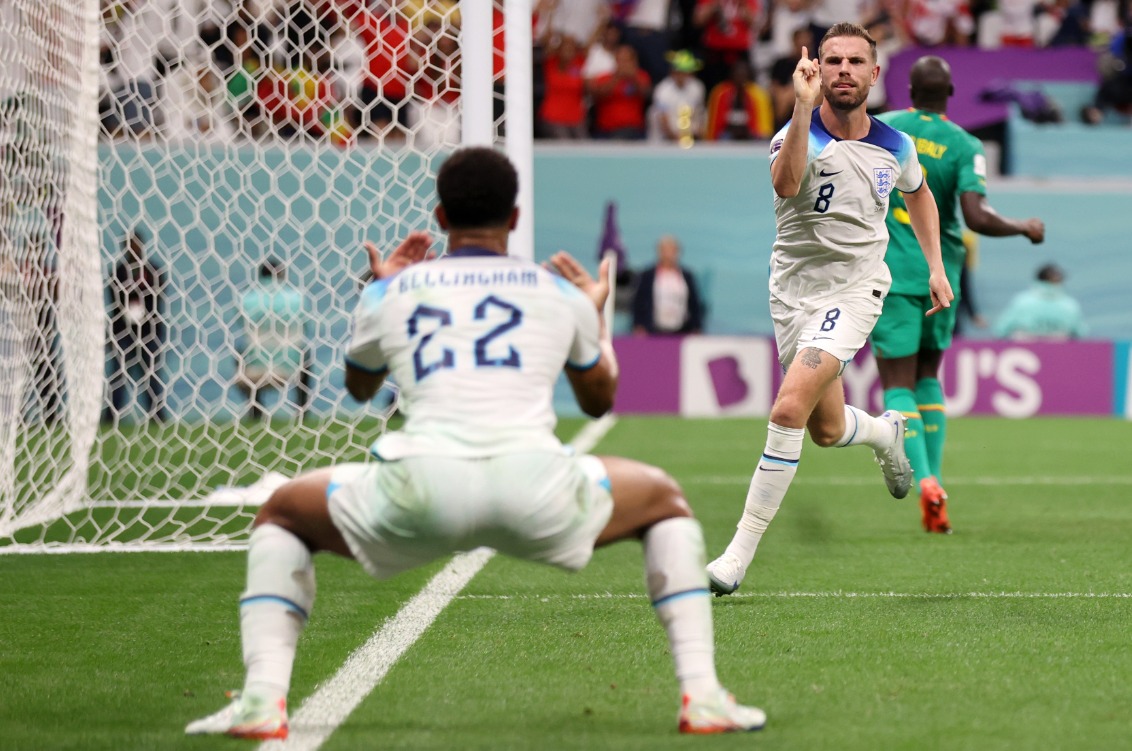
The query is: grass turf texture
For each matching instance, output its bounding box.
[1,416,1130,750]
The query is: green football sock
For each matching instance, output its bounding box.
[916,378,947,482]
[883,388,932,485]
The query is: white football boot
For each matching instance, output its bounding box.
[874,410,912,499]
[679,687,767,734]
[185,691,288,740]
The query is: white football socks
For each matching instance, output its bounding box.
[239,523,316,704]
[723,422,804,569]
[643,516,720,700]
[835,405,893,449]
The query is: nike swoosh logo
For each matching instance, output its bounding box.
[818,169,843,176]
[811,336,833,341]
[758,467,785,472]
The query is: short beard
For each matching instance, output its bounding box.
[825,87,868,111]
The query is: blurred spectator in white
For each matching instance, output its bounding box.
[649,50,707,144]
[620,0,674,86]
[704,58,774,140]
[583,19,623,82]
[766,0,812,67]
[769,25,814,130]
[332,0,417,142]
[538,0,610,50]
[1081,15,1132,124]
[410,16,461,150]
[632,235,705,336]
[693,0,763,94]
[903,0,975,46]
[994,263,1087,341]
[99,0,180,139]
[806,0,870,47]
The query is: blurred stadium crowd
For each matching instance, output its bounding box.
[99,0,1130,146]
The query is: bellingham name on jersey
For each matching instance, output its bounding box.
[767,109,923,305]
[345,247,603,461]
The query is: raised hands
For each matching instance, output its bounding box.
[546,250,610,313]
[364,231,434,280]
[793,45,820,106]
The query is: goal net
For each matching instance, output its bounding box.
[1,0,510,553]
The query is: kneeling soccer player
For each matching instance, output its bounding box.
[186,147,766,739]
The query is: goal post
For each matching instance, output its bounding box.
[0,0,531,553]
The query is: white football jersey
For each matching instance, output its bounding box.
[767,110,923,305]
[346,247,603,459]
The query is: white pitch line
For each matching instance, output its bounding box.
[683,475,1132,487]
[455,591,1132,600]
[263,415,618,751]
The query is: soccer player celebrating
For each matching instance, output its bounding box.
[706,23,953,595]
[873,56,1045,533]
[185,147,766,739]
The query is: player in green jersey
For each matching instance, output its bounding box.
[872,56,1045,533]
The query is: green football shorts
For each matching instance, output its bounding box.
[870,292,957,359]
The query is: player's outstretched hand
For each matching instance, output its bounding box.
[365,231,434,280]
[794,45,820,105]
[547,251,610,312]
[925,271,955,317]
[1023,218,1045,244]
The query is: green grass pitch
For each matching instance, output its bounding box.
[1,416,1130,750]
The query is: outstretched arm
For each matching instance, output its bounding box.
[546,251,618,417]
[345,232,435,402]
[770,46,820,198]
[960,193,1045,243]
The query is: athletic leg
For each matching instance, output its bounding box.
[916,351,951,533]
[876,353,933,485]
[707,348,841,594]
[187,470,353,738]
[595,456,765,733]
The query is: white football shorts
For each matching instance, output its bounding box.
[770,290,883,372]
[326,451,614,579]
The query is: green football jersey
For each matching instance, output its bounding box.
[875,108,987,296]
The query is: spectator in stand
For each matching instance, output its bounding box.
[632,235,705,336]
[704,58,774,140]
[99,0,175,140]
[539,0,610,52]
[104,228,168,425]
[539,34,589,139]
[649,50,707,144]
[208,16,270,139]
[994,263,1086,341]
[411,12,462,149]
[590,44,652,140]
[256,4,354,148]
[234,258,311,422]
[583,20,623,84]
[1081,18,1132,125]
[332,0,416,141]
[620,0,677,87]
[770,25,814,130]
[903,0,975,46]
[693,0,762,94]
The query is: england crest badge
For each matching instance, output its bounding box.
[873,167,895,198]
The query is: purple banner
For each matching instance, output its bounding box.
[614,336,1116,417]
[611,336,681,413]
[884,47,1098,130]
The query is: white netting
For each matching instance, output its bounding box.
[1,0,508,552]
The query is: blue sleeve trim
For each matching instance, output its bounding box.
[565,353,601,371]
[345,358,388,376]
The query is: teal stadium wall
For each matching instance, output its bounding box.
[100,144,1131,420]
